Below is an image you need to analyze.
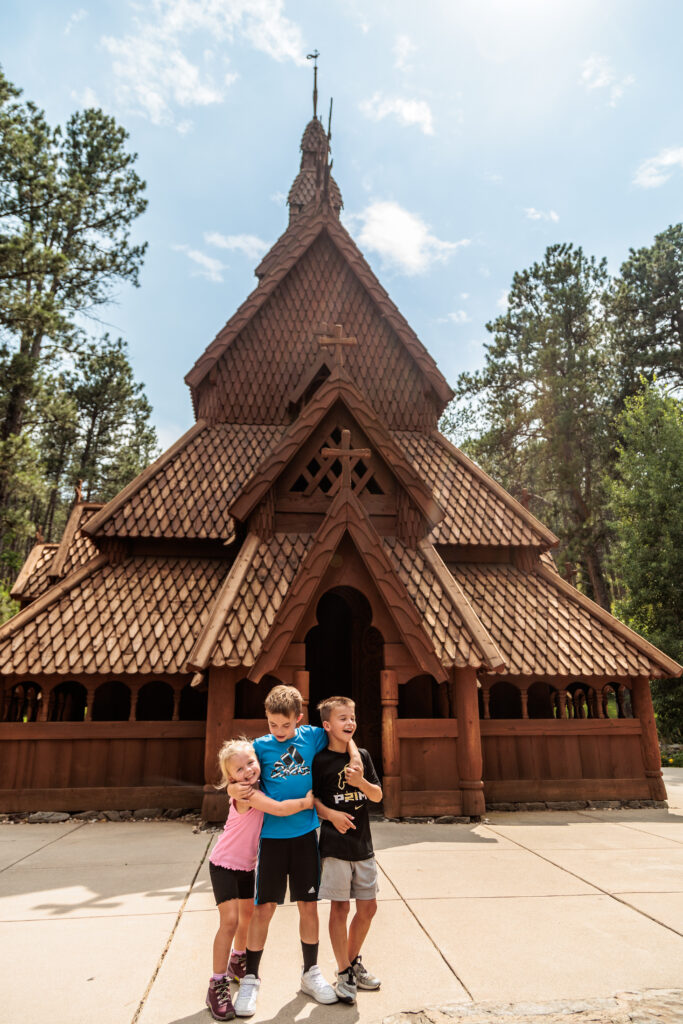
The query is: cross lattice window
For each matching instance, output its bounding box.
[290,426,384,497]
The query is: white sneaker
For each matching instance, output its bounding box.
[300,965,338,1004]
[334,967,357,1004]
[234,974,260,1017]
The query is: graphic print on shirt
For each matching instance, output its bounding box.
[334,766,366,811]
[271,744,310,779]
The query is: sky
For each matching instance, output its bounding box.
[2,0,683,451]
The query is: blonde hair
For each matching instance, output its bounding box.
[264,684,303,718]
[317,695,355,723]
[216,737,256,790]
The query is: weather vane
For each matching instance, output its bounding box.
[307,49,319,118]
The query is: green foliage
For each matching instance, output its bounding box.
[607,382,683,740]
[609,224,683,397]
[452,243,613,606]
[0,64,148,569]
[0,581,18,625]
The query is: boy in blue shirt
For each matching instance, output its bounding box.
[228,684,360,1017]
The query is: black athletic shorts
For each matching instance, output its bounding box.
[209,862,255,905]
[255,830,320,905]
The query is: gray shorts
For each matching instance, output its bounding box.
[318,856,378,901]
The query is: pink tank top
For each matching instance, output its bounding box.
[210,799,264,872]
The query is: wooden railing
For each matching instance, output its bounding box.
[480,718,648,802]
[0,720,206,812]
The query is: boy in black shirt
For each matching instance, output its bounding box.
[312,696,383,1004]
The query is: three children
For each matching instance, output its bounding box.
[206,684,382,1019]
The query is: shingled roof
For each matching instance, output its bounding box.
[84,422,286,541]
[185,208,453,414]
[450,561,680,679]
[0,554,229,676]
[395,430,557,548]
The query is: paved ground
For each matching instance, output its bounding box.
[1,769,682,1024]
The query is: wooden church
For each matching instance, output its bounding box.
[1,98,681,821]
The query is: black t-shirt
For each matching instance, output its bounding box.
[312,747,380,861]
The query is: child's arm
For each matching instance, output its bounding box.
[248,788,314,816]
[227,781,253,801]
[345,761,383,802]
[314,797,356,834]
[346,737,362,772]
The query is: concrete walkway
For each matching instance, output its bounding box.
[1,770,682,1024]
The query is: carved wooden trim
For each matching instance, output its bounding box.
[230,368,443,528]
[248,488,444,682]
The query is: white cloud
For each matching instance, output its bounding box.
[633,147,683,189]
[173,244,226,283]
[359,92,434,135]
[497,290,509,310]
[446,310,471,324]
[525,207,559,223]
[65,8,87,34]
[270,191,287,206]
[580,55,634,107]
[204,231,270,260]
[460,292,469,300]
[347,201,469,276]
[394,34,416,72]
[484,171,503,184]
[102,0,304,129]
[71,86,100,108]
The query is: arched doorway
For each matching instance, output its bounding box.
[305,587,384,774]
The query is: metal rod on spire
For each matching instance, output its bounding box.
[307,49,319,118]
[327,97,333,143]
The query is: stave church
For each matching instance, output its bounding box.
[1,86,680,821]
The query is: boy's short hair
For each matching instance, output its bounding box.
[317,695,355,723]
[264,684,303,718]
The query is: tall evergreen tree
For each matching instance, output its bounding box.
[0,65,147,562]
[609,224,683,398]
[453,244,613,606]
[607,382,683,740]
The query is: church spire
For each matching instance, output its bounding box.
[287,54,343,223]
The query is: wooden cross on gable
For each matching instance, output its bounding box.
[321,428,371,493]
[314,322,357,366]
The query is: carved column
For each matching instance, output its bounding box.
[172,687,181,722]
[129,685,138,722]
[202,666,236,821]
[520,687,529,720]
[37,687,49,722]
[631,675,667,801]
[295,670,310,724]
[557,688,567,719]
[380,669,401,818]
[481,685,490,720]
[85,685,96,722]
[454,666,485,816]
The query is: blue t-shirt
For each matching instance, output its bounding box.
[254,725,328,839]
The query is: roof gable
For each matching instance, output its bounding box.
[230,367,443,533]
[185,213,453,429]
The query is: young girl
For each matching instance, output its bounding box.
[206,738,313,1022]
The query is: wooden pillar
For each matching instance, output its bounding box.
[520,687,529,720]
[172,687,181,722]
[202,666,236,821]
[295,670,310,724]
[594,685,604,719]
[481,685,490,720]
[37,686,49,722]
[557,688,567,719]
[380,669,401,818]
[454,666,485,816]
[129,684,138,722]
[85,685,96,722]
[631,675,667,802]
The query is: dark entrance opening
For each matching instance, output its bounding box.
[305,587,384,775]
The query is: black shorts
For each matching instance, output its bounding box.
[209,862,255,905]
[255,830,320,905]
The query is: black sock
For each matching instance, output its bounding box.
[245,948,263,979]
[301,941,318,972]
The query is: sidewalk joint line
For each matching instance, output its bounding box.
[484,823,683,940]
[0,822,86,874]
[130,832,213,1024]
[575,809,683,847]
[376,861,474,1000]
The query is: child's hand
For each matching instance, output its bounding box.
[344,762,364,787]
[229,782,254,801]
[303,789,314,809]
[329,809,356,834]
